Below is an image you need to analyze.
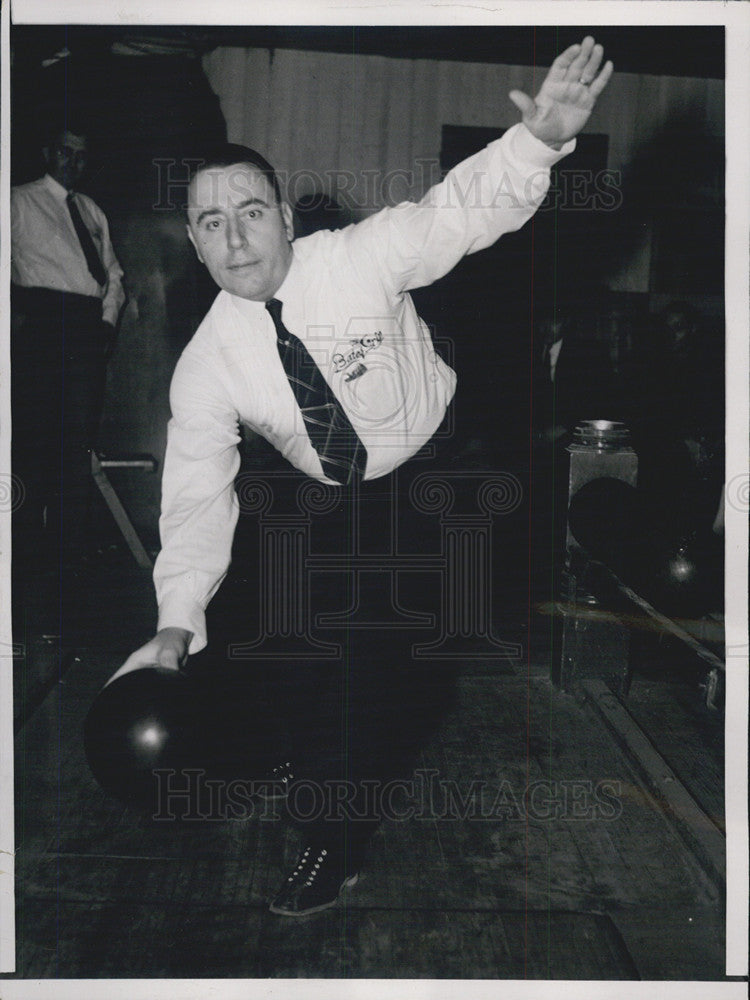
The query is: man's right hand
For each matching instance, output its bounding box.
[104,627,193,688]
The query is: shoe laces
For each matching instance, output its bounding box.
[272,762,294,784]
[287,846,328,885]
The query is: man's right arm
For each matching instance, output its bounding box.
[105,626,194,686]
[107,343,241,685]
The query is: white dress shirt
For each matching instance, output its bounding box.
[548,338,564,383]
[155,123,574,651]
[11,173,126,326]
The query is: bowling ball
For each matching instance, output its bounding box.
[84,666,204,813]
[645,528,723,619]
[567,477,650,579]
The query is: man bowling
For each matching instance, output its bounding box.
[109,38,612,915]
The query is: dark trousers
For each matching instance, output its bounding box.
[11,285,108,559]
[192,429,459,870]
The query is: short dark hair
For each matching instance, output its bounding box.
[44,123,88,149]
[186,144,282,204]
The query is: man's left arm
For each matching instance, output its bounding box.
[351,37,612,294]
[508,36,612,150]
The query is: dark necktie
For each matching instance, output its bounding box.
[266,297,366,485]
[67,192,107,287]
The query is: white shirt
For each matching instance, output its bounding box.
[11,173,126,326]
[155,123,574,651]
[549,338,564,383]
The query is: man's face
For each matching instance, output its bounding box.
[187,164,294,301]
[47,131,88,190]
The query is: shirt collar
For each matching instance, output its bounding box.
[43,173,72,201]
[270,243,301,306]
[228,244,301,328]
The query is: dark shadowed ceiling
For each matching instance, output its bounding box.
[11,25,725,79]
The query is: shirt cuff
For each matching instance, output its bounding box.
[512,122,577,167]
[157,596,207,655]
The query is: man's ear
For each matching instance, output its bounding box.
[281,201,295,241]
[186,223,204,264]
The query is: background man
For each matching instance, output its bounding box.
[11,125,126,566]
[113,38,612,915]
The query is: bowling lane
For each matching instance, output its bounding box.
[8,555,725,978]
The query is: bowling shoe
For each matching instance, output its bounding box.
[269,843,359,916]
[254,760,295,802]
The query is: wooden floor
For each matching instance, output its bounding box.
[5,540,729,981]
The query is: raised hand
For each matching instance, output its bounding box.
[509,36,613,149]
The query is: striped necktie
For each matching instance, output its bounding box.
[266,297,366,485]
[67,192,107,287]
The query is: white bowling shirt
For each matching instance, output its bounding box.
[11,173,126,326]
[155,123,574,651]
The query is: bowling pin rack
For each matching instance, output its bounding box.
[552,422,727,893]
[555,421,725,711]
[557,549,725,709]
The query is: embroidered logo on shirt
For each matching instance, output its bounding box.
[332,330,383,374]
[344,362,367,382]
